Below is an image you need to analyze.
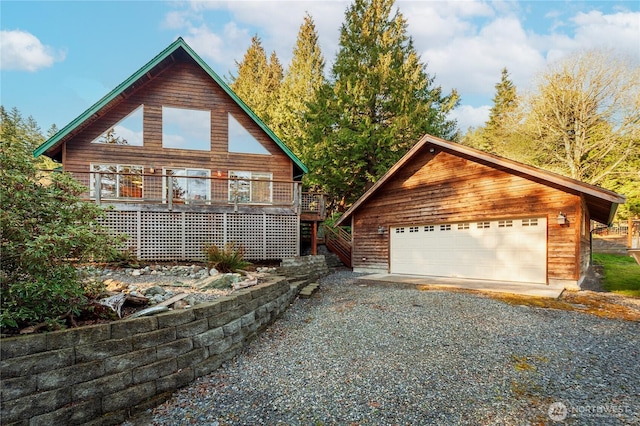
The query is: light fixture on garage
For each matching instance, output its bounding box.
[378,226,386,235]
[557,212,567,225]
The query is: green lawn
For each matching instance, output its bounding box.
[592,253,640,297]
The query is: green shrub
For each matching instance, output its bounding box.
[204,242,251,273]
[1,108,121,331]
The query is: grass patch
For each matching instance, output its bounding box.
[592,253,640,297]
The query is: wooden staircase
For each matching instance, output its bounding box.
[324,224,352,268]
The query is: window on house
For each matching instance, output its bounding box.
[440,224,452,231]
[228,113,270,155]
[162,106,210,150]
[409,226,419,233]
[163,168,210,203]
[424,225,435,232]
[522,218,539,227]
[477,222,491,229]
[457,223,470,230]
[498,220,513,228]
[92,106,144,146]
[90,164,143,198]
[228,171,272,203]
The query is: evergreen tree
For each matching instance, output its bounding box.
[481,67,518,154]
[306,0,459,209]
[271,13,326,164]
[230,35,282,125]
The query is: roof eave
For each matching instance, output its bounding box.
[335,133,626,227]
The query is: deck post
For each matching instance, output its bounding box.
[167,175,173,211]
[95,173,101,205]
[311,221,318,255]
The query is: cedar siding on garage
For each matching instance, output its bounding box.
[337,134,624,287]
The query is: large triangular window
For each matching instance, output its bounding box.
[92,106,143,146]
[228,113,270,155]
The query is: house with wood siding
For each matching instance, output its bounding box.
[35,37,325,261]
[336,134,625,289]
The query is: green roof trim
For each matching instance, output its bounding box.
[34,37,308,174]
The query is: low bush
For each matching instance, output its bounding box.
[204,242,251,273]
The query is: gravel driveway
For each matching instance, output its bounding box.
[128,270,639,425]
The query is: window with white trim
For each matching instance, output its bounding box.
[477,222,490,229]
[522,218,539,227]
[498,220,513,228]
[90,164,143,199]
[395,228,405,233]
[440,224,452,231]
[409,226,419,233]
[424,225,435,232]
[457,223,470,230]
[164,168,210,203]
[228,171,272,203]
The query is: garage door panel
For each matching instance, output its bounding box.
[390,218,547,283]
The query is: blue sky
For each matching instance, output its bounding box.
[2,0,639,134]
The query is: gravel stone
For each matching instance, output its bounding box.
[124,271,639,425]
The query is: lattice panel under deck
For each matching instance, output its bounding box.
[140,212,184,261]
[266,216,299,258]
[226,214,265,260]
[99,211,139,254]
[185,213,225,260]
[98,209,299,261]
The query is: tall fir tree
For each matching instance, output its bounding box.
[229,35,282,124]
[306,0,459,209]
[481,67,518,154]
[271,13,326,164]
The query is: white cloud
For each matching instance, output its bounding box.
[571,11,640,57]
[0,30,64,71]
[450,104,491,131]
[417,15,545,100]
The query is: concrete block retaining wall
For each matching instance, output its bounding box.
[0,276,301,426]
[277,255,331,281]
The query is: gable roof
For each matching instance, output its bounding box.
[34,37,308,175]
[336,133,625,227]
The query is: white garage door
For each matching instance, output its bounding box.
[390,218,547,283]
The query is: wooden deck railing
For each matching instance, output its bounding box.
[324,224,352,267]
[47,170,325,217]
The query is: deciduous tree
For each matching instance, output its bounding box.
[522,50,639,186]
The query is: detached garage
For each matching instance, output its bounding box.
[336,134,625,289]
